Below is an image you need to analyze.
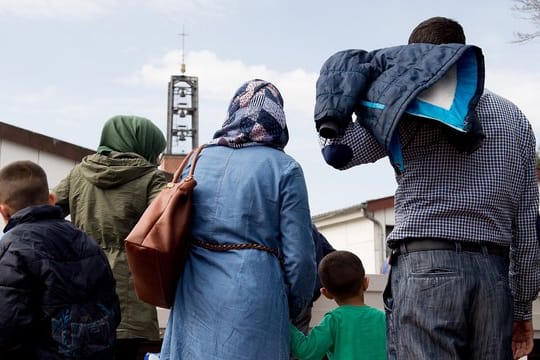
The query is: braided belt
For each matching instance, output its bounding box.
[193,238,283,264]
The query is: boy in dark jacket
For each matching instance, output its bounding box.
[0,160,120,359]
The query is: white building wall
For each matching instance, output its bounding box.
[316,216,379,274]
[0,139,79,187]
[373,207,395,228]
[0,139,81,231]
[0,140,39,166]
[38,151,80,189]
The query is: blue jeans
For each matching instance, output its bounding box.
[383,246,513,359]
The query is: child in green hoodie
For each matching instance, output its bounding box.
[290,250,387,360]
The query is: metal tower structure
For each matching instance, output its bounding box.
[165,26,199,154]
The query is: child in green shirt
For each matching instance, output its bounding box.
[290,250,387,360]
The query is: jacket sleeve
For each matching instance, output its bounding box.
[290,313,335,360]
[315,49,388,170]
[147,170,168,205]
[0,240,35,354]
[52,170,72,217]
[279,162,316,318]
[314,49,378,132]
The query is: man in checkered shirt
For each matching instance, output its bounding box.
[317,17,539,360]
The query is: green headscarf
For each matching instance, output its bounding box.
[97,115,167,165]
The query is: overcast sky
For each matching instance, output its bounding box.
[0,0,538,215]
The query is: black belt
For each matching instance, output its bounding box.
[391,238,509,258]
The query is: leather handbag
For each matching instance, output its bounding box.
[124,145,205,309]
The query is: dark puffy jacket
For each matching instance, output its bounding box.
[315,43,485,172]
[0,205,120,359]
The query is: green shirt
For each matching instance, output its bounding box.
[290,305,387,360]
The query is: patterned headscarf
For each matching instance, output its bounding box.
[96,115,166,165]
[211,79,289,150]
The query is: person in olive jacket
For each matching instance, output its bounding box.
[53,115,168,359]
[0,160,120,359]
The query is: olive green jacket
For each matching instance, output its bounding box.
[54,152,167,340]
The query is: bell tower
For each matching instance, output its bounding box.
[161,26,199,174]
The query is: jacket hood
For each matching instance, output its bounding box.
[4,204,63,232]
[80,152,159,189]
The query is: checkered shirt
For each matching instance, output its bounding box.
[322,90,540,320]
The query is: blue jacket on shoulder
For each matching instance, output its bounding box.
[315,43,485,172]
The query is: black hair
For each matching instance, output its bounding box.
[408,16,466,44]
[318,250,365,299]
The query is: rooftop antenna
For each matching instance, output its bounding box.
[178,25,188,74]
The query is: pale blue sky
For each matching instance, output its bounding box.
[0,0,538,214]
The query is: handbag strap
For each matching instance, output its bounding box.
[171,144,206,183]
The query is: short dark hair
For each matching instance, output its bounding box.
[408,17,466,45]
[318,250,365,299]
[0,161,49,212]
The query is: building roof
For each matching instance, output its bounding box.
[364,195,394,212]
[312,204,366,222]
[312,195,396,222]
[0,121,94,161]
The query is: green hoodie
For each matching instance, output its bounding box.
[54,151,167,340]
